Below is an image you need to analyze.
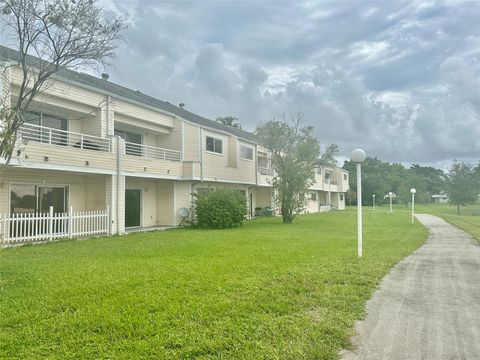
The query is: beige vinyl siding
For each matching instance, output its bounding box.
[11,67,105,108]
[183,123,200,161]
[0,168,108,213]
[19,142,116,172]
[81,113,103,138]
[255,187,273,208]
[227,136,238,168]
[68,118,82,133]
[158,118,182,152]
[85,174,108,210]
[173,181,192,225]
[156,180,174,225]
[304,191,320,213]
[144,132,157,147]
[202,131,256,184]
[121,155,183,178]
[112,99,175,129]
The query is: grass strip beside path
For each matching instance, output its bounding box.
[1,209,426,359]
[415,203,480,242]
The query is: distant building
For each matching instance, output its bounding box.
[431,194,448,203]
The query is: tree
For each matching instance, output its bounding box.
[0,0,125,163]
[216,116,242,129]
[410,164,446,198]
[255,115,338,224]
[445,160,479,215]
[397,172,428,205]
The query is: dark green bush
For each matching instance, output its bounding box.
[194,189,247,229]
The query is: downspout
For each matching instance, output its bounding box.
[115,135,122,234]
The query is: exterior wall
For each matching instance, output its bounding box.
[2,61,350,237]
[201,130,256,184]
[183,123,200,162]
[17,141,116,173]
[158,118,182,152]
[305,191,320,213]
[156,180,174,226]
[173,181,192,225]
[0,168,108,214]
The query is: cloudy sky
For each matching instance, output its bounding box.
[75,1,480,166]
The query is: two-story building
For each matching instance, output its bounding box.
[0,45,349,241]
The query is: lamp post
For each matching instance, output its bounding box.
[410,188,416,224]
[389,192,393,212]
[373,194,376,210]
[351,148,366,257]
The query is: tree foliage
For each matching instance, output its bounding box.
[445,160,480,215]
[255,115,338,224]
[216,116,242,129]
[194,189,247,229]
[0,0,125,162]
[343,157,445,205]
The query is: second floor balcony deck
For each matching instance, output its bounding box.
[19,123,111,152]
[124,141,181,162]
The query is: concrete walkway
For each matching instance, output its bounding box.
[342,214,480,360]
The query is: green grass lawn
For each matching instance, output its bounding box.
[1,210,426,359]
[414,202,480,242]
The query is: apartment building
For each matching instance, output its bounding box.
[0,45,349,241]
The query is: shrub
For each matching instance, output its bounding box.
[194,189,247,229]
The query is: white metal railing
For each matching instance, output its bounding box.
[19,123,111,152]
[0,206,110,244]
[258,167,274,176]
[124,141,181,162]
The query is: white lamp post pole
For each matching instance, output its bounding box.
[373,194,375,210]
[410,188,416,224]
[351,149,366,257]
[389,192,393,213]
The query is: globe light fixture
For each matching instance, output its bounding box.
[351,148,366,257]
[410,188,416,224]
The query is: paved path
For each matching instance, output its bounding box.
[342,214,480,360]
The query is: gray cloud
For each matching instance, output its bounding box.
[102,0,479,166]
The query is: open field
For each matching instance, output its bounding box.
[1,210,426,359]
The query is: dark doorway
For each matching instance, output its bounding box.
[125,189,141,227]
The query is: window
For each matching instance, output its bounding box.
[24,111,68,146]
[206,136,223,154]
[310,192,317,201]
[115,128,143,156]
[340,194,344,201]
[324,172,330,180]
[10,184,68,214]
[257,152,269,168]
[344,173,348,181]
[240,145,253,160]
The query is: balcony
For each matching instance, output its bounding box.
[258,166,274,176]
[19,123,111,152]
[124,141,181,162]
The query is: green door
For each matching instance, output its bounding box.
[125,189,141,228]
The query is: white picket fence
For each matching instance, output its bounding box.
[0,206,110,244]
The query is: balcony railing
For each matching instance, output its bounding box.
[258,166,274,176]
[124,141,181,162]
[19,123,111,152]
